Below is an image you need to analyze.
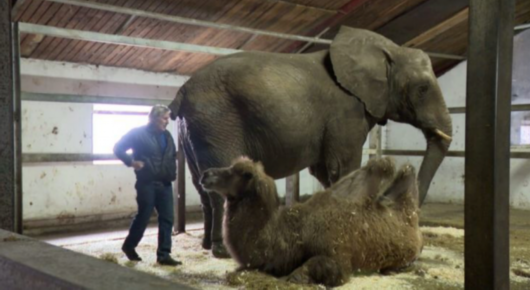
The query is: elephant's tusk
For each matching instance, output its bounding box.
[434,129,452,142]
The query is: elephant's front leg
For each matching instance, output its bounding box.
[284,256,348,287]
[322,119,367,185]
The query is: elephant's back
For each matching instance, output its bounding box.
[177,50,361,177]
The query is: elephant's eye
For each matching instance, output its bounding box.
[418,85,429,95]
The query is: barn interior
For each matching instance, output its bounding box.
[1,0,530,289]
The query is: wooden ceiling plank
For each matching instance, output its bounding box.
[12,0,31,21]
[48,6,102,61]
[339,0,427,31]
[30,3,82,58]
[15,0,43,45]
[243,4,333,51]
[152,6,222,72]
[375,0,469,45]
[99,0,159,64]
[85,0,145,64]
[239,1,310,50]
[110,0,176,67]
[148,0,238,72]
[60,0,117,62]
[278,0,350,11]
[74,0,130,63]
[124,0,205,70]
[434,0,530,74]
[32,5,89,59]
[113,0,199,68]
[20,1,59,56]
[282,0,372,53]
[404,8,469,48]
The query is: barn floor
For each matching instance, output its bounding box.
[39,203,530,289]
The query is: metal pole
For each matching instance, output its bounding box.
[369,125,382,159]
[0,0,15,231]
[41,0,463,60]
[175,138,186,234]
[514,23,530,31]
[44,0,332,45]
[19,23,241,56]
[285,173,300,207]
[12,21,22,234]
[465,0,514,289]
[22,92,171,106]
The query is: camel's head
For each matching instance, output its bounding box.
[200,157,279,206]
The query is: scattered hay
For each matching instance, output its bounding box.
[3,235,20,242]
[513,268,530,279]
[227,270,324,290]
[61,225,530,289]
[99,253,119,264]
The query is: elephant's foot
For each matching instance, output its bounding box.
[212,241,230,258]
[202,235,212,250]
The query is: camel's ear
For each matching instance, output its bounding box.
[378,164,418,209]
[330,26,399,119]
[330,157,395,203]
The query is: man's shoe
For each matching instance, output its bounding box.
[212,242,230,259]
[122,247,142,261]
[157,256,182,266]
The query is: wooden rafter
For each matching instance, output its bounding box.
[404,8,469,48]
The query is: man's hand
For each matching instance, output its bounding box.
[131,161,145,171]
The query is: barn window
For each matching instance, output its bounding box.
[92,104,150,163]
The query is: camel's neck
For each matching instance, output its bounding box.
[224,198,280,264]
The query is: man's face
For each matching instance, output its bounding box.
[151,111,170,132]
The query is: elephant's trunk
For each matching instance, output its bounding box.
[418,121,452,206]
[168,87,186,120]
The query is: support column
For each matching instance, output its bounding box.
[13,22,22,234]
[285,173,300,207]
[465,0,515,289]
[174,137,186,234]
[369,125,382,159]
[0,0,15,231]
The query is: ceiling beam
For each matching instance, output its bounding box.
[20,22,464,60]
[515,23,530,30]
[404,8,469,48]
[11,0,28,21]
[19,22,242,55]
[20,58,189,87]
[376,0,469,45]
[40,0,463,60]
[43,0,332,45]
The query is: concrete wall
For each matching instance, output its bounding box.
[386,29,530,209]
[21,60,327,229]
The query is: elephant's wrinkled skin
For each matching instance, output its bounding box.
[168,26,452,257]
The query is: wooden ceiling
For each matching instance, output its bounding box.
[12,0,530,76]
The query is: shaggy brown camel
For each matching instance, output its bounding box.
[200,157,423,287]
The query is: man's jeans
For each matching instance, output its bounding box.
[123,181,174,260]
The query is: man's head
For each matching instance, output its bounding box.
[149,104,171,132]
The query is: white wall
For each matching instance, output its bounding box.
[21,60,327,226]
[385,29,530,209]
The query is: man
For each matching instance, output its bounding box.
[114,104,181,266]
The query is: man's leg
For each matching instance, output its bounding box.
[154,183,181,265]
[122,182,156,260]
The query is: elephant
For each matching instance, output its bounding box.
[168,26,452,258]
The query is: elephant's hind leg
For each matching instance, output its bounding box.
[181,139,213,250]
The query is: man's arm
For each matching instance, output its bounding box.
[114,129,135,167]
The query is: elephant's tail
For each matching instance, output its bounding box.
[168,86,186,120]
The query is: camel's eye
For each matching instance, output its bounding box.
[242,172,253,180]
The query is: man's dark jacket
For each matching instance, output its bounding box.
[114,125,177,183]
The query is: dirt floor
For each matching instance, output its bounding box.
[47,203,530,289]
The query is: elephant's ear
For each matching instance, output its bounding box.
[330,26,398,119]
